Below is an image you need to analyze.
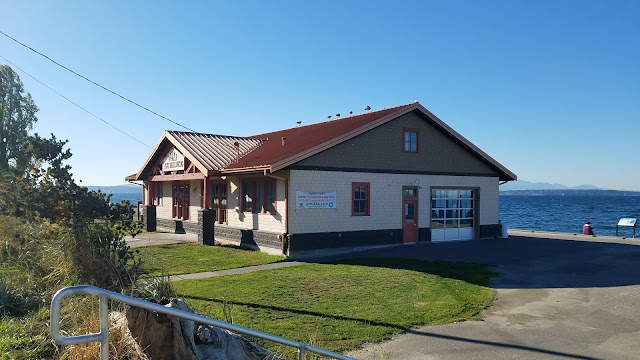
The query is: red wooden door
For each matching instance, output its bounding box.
[403,199,417,243]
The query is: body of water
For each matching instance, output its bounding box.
[500,195,640,237]
[109,192,143,205]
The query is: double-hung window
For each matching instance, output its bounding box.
[352,182,370,216]
[403,128,419,153]
[211,181,227,224]
[242,179,276,214]
[152,182,163,206]
[265,181,276,213]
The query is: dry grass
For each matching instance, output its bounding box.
[61,297,149,360]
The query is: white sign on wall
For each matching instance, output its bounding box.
[296,191,337,209]
[162,148,185,172]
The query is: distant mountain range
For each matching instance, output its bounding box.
[500,180,640,196]
[500,189,640,196]
[499,180,602,191]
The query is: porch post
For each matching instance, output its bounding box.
[202,178,209,209]
[146,180,153,205]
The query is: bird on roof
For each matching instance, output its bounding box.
[349,111,353,114]
[365,105,371,110]
[336,113,341,117]
[327,115,331,119]
[296,121,302,125]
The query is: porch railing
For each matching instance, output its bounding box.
[50,285,355,360]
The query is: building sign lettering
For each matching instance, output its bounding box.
[296,191,337,209]
[162,148,185,172]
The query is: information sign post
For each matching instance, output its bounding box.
[616,218,637,238]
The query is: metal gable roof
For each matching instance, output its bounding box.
[131,131,264,180]
[167,131,264,171]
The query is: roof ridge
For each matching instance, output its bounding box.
[167,130,254,140]
[250,102,417,137]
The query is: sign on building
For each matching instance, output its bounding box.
[162,148,185,172]
[296,191,337,209]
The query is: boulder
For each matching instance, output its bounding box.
[125,299,286,360]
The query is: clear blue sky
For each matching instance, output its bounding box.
[1,1,638,189]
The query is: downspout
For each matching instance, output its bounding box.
[283,178,289,255]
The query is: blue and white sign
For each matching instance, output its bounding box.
[618,218,637,227]
[296,191,337,209]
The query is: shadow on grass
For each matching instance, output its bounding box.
[327,257,497,287]
[178,292,595,360]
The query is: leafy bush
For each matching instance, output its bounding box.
[67,221,142,291]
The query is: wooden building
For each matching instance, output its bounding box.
[126,101,516,257]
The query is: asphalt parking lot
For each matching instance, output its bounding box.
[346,231,640,360]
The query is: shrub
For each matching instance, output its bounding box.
[66,222,142,291]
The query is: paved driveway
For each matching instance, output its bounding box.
[345,231,640,360]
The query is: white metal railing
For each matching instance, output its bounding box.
[50,285,355,360]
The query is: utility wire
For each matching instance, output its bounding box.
[1,55,152,148]
[0,29,196,132]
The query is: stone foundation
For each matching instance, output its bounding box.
[214,226,281,249]
[157,218,199,235]
[287,229,404,253]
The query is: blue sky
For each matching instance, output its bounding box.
[1,1,638,189]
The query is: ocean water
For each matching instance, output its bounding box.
[109,192,143,205]
[499,195,640,237]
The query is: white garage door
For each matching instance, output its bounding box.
[431,189,474,241]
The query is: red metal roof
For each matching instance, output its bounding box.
[227,103,414,171]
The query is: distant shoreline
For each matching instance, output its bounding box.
[500,189,640,196]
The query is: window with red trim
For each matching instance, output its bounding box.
[242,179,277,214]
[352,182,370,216]
[403,128,419,152]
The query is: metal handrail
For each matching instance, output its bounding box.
[50,285,355,360]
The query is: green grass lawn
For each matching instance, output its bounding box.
[172,258,496,358]
[134,243,287,277]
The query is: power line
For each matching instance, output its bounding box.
[0,29,196,132]
[1,55,152,148]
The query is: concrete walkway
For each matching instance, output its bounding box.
[125,232,198,248]
[168,261,307,281]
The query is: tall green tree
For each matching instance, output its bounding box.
[0,64,39,172]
